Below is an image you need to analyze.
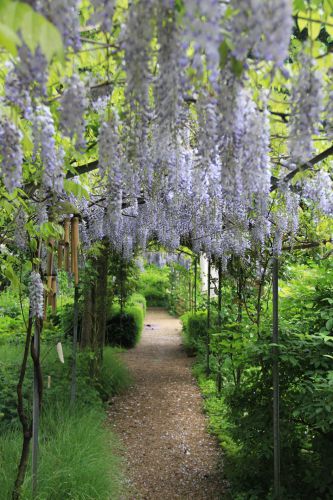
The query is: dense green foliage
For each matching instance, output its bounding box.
[0,283,132,499]
[180,259,333,499]
[136,265,170,307]
[106,294,146,349]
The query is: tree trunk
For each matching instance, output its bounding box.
[12,317,33,500]
[81,242,109,364]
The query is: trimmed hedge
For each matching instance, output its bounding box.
[106,295,146,348]
[181,310,218,353]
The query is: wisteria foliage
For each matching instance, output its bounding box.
[0,0,332,267]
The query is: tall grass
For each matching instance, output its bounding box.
[99,347,132,400]
[0,342,131,499]
[0,405,124,499]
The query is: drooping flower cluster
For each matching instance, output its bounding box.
[60,74,87,150]
[288,53,323,163]
[0,118,23,193]
[145,251,192,270]
[155,13,182,164]
[90,0,116,32]
[29,271,44,318]
[36,0,81,51]
[228,0,293,66]
[302,171,333,216]
[1,0,331,271]
[123,1,153,110]
[32,105,64,194]
[14,210,27,250]
[183,0,222,88]
[5,43,48,117]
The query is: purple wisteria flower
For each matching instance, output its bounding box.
[0,118,23,193]
[29,271,44,318]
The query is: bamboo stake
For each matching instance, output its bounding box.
[70,286,79,405]
[71,217,79,286]
[64,219,70,272]
[57,243,63,270]
[43,290,48,321]
[51,277,57,313]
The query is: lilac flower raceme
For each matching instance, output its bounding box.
[5,43,47,117]
[155,14,182,162]
[98,119,122,181]
[90,0,116,32]
[36,0,81,50]
[182,0,222,88]
[29,271,44,319]
[60,74,88,150]
[32,104,64,193]
[123,0,153,110]
[43,147,65,194]
[288,53,323,163]
[14,210,27,251]
[302,171,333,216]
[228,0,292,66]
[0,118,23,193]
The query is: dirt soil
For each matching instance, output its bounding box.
[108,308,228,499]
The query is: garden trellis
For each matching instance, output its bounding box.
[0,0,332,498]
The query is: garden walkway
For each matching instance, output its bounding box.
[108,308,227,499]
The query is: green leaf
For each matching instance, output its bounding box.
[64,180,90,201]
[326,318,333,331]
[297,12,309,32]
[0,1,63,60]
[231,57,244,78]
[40,222,64,240]
[219,40,230,70]
[325,16,333,37]
[0,22,19,55]
[4,264,19,288]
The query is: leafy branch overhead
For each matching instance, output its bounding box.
[0,0,332,268]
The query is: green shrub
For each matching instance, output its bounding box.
[106,305,144,349]
[137,265,169,307]
[181,311,217,353]
[105,293,145,349]
[127,292,147,314]
[0,405,123,500]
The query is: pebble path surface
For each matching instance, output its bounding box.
[108,308,228,500]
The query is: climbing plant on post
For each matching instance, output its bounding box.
[272,255,281,499]
[206,258,211,376]
[194,256,198,313]
[216,259,223,395]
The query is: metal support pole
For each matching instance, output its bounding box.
[216,259,223,394]
[206,258,211,375]
[188,279,192,312]
[272,256,281,499]
[32,321,40,497]
[70,286,79,405]
[194,256,198,313]
[218,259,222,329]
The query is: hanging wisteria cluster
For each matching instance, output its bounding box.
[29,271,44,319]
[0,0,332,265]
[144,252,192,270]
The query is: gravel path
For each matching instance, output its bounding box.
[108,308,227,499]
